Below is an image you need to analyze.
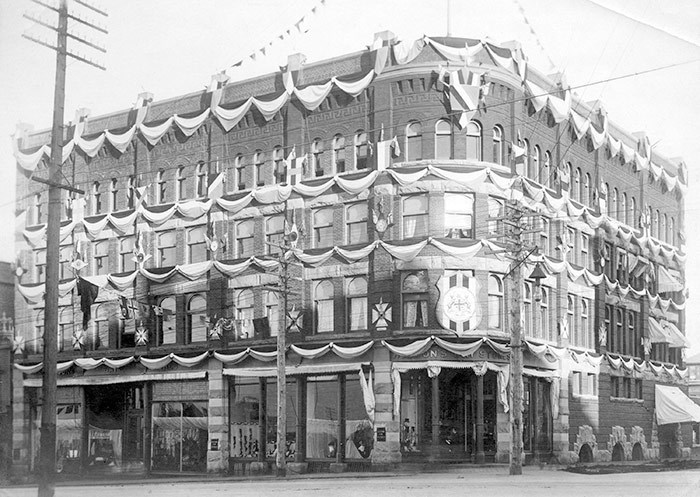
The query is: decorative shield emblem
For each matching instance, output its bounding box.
[436,271,482,334]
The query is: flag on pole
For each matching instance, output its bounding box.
[77,277,99,330]
[133,185,148,210]
[207,171,225,200]
[512,130,526,173]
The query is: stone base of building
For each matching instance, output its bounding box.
[249,461,269,475]
[329,462,348,473]
[287,462,309,474]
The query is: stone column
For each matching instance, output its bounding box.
[370,347,400,467]
[206,358,228,473]
[475,373,485,463]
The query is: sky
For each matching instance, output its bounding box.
[0,0,699,349]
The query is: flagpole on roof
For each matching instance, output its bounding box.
[446,0,452,37]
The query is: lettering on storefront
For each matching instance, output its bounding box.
[414,345,506,362]
[210,439,219,451]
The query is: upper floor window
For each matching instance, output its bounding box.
[406,122,422,161]
[34,309,44,354]
[32,193,43,225]
[35,249,46,282]
[487,197,504,237]
[661,214,667,243]
[403,194,429,238]
[265,291,279,337]
[492,126,504,165]
[254,151,265,187]
[653,209,660,238]
[127,176,136,210]
[543,151,552,188]
[347,277,368,331]
[539,218,550,256]
[669,217,675,246]
[567,295,575,344]
[532,145,541,182]
[354,131,368,170]
[523,282,533,337]
[580,298,590,349]
[93,304,110,350]
[110,178,119,212]
[235,154,246,190]
[315,280,334,333]
[621,193,628,225]
[314,208,334,248]
[236,289,254,340]
[120,237,135,273]
[196,162,208,198]
[346,203,368,244]
[186,294,207,343]
[236,219,254,258]
[188,225,207,263]
[158,231,177,267]
[402,271,428,328]
[157,170,167,204]
[444,193,474,238]
[94,240,109,275]
[58,245,72,280]
[581,233,591,269]
[465,121,482,161]
[488,274,504,330]
[312,139,324,177]
[333,135,346,174]
[630,197,637,229]
[177,166,186,200]
[157,296,177,345]
[435,119,451,159]
[273,146,285,184]
[92,182,102,215]
[584,173,592,206]
[58,307,72,352]
[612,188,619,220]
[540,287,550,341]
[573,169,581,202]
[266,216,284,255]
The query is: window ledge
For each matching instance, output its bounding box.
[609,396,644,404]
[572,393,598,400]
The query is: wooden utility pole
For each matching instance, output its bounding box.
[22,2,106,495]
[276,247,288,477]
[506,199,525,475]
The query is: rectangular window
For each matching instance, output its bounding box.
[402,194,429,238]
[314,208,335,248]
[236,220,254,258]
[120,238,136,273]
[188,226,207,264]
[59,246,72,280]
[158,231,177,267]
[581,233,590,269]
[487,197,504,237]
[152,402,208,472]
[616,249,628,285]
[540,218,550,256]
[402,271,429,328]
[346,204,368,244]
[94,241,109,275]
[229,378,261,458]
[444,193,474,238]
[266,216,284,255]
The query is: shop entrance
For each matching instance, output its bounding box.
[400,369,497,462]
[85,384,144,472]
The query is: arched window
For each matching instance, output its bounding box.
[521,139,530,177]
[266,215,284,255]
[406,122,422,161]
[581,299,589,349]
[58,307,74,352]
[488,275,503,330]
[177,166,186,199]
[333,135,346,173]
[627,310,636,357]
[312,138,324,177]
[661,214,667,243]
[93,303,109,350]
[273,146,285,184]
[234,154,246,190]
[540,287,550,341]
[621,193,628,225]
[465,121,482,161]
[523,283,532,337]
[92,182,102,215]
[402,271,428,328]
[127,176,136,209]
[187,294,207,343]
[158,231,177,267]
[615,309,624,355]
[630,197,637,228]
[253,150,265,187]
[157,296,176,345]
[492,126,504,165]
[573,168,581,202]
[543,151,551,188]
[346,203,368,244]
[584,173,592,206]
[196,162,207,198]
[611,188,618,220]
[236,289,254,339]
[567,296,575,346]
[265,291,279,337]
[110,178,119,211]
[315,280,334,333]
[354,131,368,170]
[532,146,541,182]
[157,170,167,204]
[435,119,451,159]
[669,217,675,246]
[347,277,367,331]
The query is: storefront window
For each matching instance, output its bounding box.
[152,401,208,472]
[306,376,339,459]
[56,404,82,473]
[230,378,261,459]
[266,378,297,460]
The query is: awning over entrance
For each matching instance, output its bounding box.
[23,370,206,387]
[655,385,700,425]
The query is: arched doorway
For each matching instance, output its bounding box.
[612,442,625,461]
[578,443,593,463]
[632,442,644,461]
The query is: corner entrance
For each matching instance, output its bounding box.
[400,369,497,462]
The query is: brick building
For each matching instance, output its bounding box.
[10,33,692,476]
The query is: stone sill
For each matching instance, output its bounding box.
[609,396,644,404]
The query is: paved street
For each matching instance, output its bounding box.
[1,468,699,497]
